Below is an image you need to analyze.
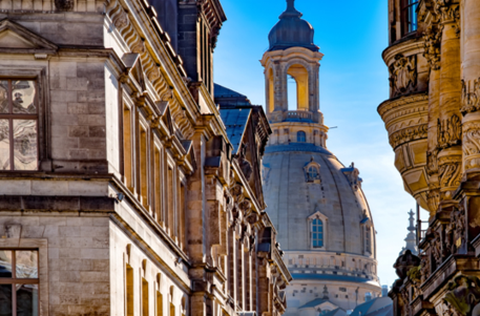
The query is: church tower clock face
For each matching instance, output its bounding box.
[261,1,382,313]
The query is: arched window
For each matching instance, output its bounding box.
[401,0,418,35]
[297,131,306,142]
[311,219,324,248]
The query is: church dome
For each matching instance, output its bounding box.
[268,0,319,52]
[262,144,375,257]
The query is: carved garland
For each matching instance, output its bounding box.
[389,124,428,149]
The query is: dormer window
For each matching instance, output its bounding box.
[401,0,418,36]
[303,158,321,183]
[297,131,306,142]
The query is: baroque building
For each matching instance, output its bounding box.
[378,0,480,314]
[0,0,291,316]
[261,1,383,315]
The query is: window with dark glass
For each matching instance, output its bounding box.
[311,219,324,248]
[0,80,38,171]
[297,131,306,142]
[401,0,419,35]
[0,249,39,316]
[307,166,320,182]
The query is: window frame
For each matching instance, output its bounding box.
[0,239,47,316]
[401,0,419,36]
[0,68,47,173]
[297,131,306,143]
[311,218,324,248]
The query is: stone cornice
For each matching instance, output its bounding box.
[383,37,425,66]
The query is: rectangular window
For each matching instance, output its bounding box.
[401,0,419,35]
[157,291,163,316]
[179,183,186,248]
[123,105,133,189]
[140,127,149,207]
[167,166,174,237]
[0,249,39,316]
[142,278,149,316]
[0,80,38,171]
[126,264,134,316]
[154,146,162,223]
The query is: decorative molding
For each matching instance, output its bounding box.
[389,54,417,97]
[437,114,462,149]
[378,93,428,118]
[427,188,440,214]
[389,124,428,149]
[461,78,480,114]
[426,149,439,176]
[438,160,461,189]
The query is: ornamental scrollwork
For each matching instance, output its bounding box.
[389,54,417,97]
[462,123,480,170]
[423,24,443,70]
[438,160,461,189]
[461,78,480,114]
[437,114,462,149]
[389,124,428,149]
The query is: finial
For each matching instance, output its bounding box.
[280,0,302,18]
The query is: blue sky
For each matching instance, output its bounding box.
[213,0,418,287]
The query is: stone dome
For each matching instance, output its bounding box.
[268,0,319,52]
[262,143,376,257]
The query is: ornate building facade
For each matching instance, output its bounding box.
[0,1,291,316]
[261,1,383,315]
[378,0,480,314]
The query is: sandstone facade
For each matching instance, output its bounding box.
[0,1,291,316]
[379,0,480,314]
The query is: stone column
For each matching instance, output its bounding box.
[461,0,480,175]
[459,0,480,253]
[437,2,462,205]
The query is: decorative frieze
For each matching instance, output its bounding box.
[389,124,428,149]
[438,158,461,191]
[389,54,417,97]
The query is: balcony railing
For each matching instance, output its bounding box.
[286,110,313,120]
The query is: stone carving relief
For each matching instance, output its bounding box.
[438,159,461,191]
[463,122,480,171]
[438,114,462,149]
[461,78,480,114]
[237,143,253,181]
[389,124,428,149]
[427,149,439,175]
[55,0,74,11]
[420,253,431,283]
[444,275,480,316]
[389,54,417,97]
[423,24,442,70]
[427,188,441,214]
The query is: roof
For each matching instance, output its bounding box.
[219,108,252,154]
[323,309,347,316]
[291,273,377,284]
[214,84,252,106]
[350,297,393,316]
[265,143,333,155]
[298,298,327,308]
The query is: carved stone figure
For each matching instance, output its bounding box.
[444,276,480,316]
[237,143,253,181]
[461,78,480,114]
[55,0,74,11]
[389,54,417,96]
[393,249,421,280]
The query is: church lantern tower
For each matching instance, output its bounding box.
[261,1,382,314]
